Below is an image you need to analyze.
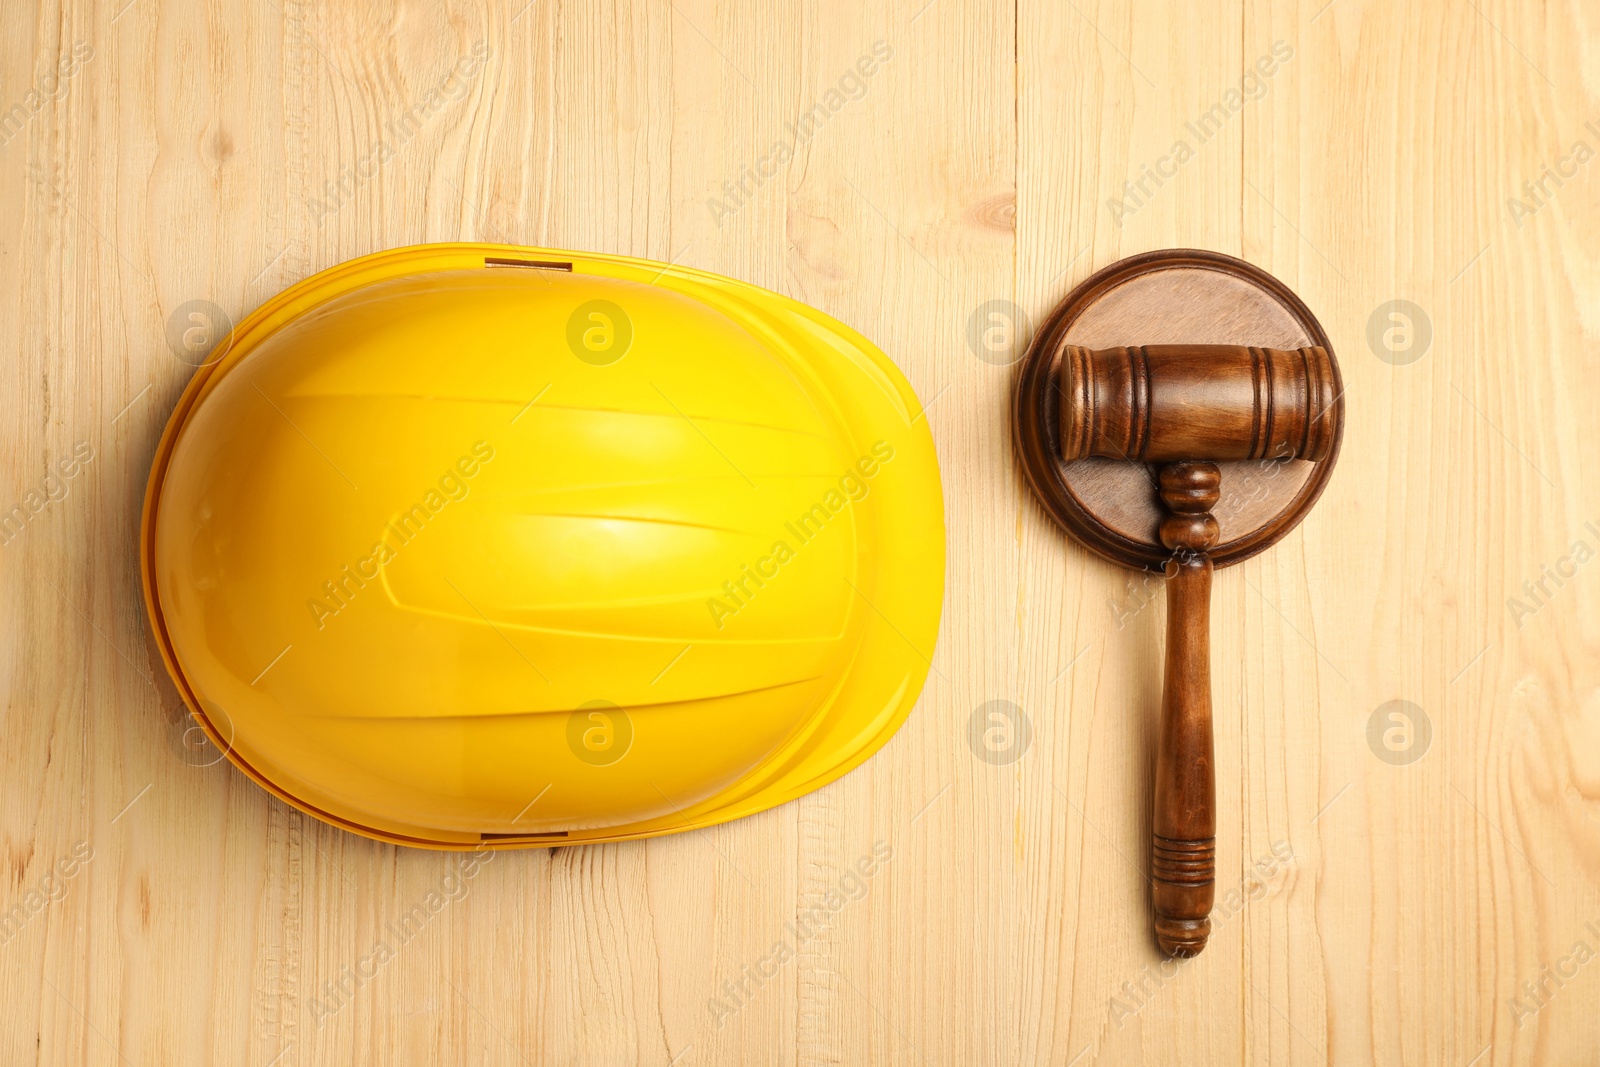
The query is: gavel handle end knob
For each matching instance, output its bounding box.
[1153,836,1216,957]
[1154,913,1213,958]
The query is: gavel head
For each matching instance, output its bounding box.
[1059,345,1339,465]
[1013,249,1345,572]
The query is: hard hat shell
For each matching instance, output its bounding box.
[141,244,944,849]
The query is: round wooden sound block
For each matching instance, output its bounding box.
[1014,249,1344,570]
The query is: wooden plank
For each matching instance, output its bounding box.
[1016,2,1248,1064]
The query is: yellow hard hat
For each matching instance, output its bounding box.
[141,244,944,848]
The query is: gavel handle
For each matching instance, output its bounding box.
[1151,461,1220,957]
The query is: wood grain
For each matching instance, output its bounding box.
[2,0,1597,1064]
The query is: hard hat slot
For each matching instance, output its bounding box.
[479,830,571,843]
[483,257,573,271]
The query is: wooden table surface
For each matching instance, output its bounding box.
[3,1,1597,1064]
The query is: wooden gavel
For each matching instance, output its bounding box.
[1015,250,1344,958]
[1057,343,1336,956]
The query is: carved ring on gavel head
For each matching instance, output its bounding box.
[1012,250,1344,959]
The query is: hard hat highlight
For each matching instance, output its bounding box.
[141,244,944,848]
